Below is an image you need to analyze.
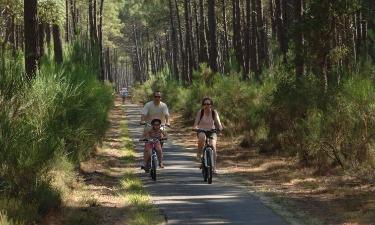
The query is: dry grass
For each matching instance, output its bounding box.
[169,113,375,225]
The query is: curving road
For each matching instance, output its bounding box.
[125,103,288,225]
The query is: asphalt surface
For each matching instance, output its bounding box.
[125,103,288,225]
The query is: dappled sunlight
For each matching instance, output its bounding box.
[124,103,288,225]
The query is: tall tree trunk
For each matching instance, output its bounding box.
[24,0,39,79]
[175,0,187,82]
[65,0,70,42]
[207,0,217,72]
[133,25,143,81]
[53,24,63,64]
[189,1,197,70]
[222,0,229,65]
[98,0,105,80]
[250,0,258,77]
[93,0,98,42]
[294,0,304,79]
[233,0,244,71]
[89,0,95,44]
[244,0,251,77]
[184,0,193,81]
[70,0,77,36]
[46,24,51,50]
[256,0,268,72]
[168,0,179,79]
[275,0,287,62]
[269,0,276,36]
[39,23,45,59]
[198,0,208,63]
[193,0,200,68]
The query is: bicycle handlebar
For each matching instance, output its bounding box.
[140,122,170,128]
[139,137,168,142]
[192,128,219,133]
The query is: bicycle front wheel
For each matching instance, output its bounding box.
[151,155,157,181]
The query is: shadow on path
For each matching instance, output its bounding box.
[125,103,288,225]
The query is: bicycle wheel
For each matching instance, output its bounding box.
[207,151,213,184]
[151,155,157,181]
[202,165,208,182]
[201,152,208,182]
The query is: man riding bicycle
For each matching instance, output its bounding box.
[140,91,170,169]
[140,91,170,127]
[193,97,223,173]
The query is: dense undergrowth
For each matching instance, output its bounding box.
[132,62,375,178]
[0,42,114,224]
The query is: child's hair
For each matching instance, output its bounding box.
[151,118,161,125]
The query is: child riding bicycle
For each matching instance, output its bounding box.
[141,119,168,172]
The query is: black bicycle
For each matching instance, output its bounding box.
[193,129,217,184]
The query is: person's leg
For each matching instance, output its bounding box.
[197,132,206,160]
[155,142,164,167]
[210,135,218,172]
[144,144,152,170]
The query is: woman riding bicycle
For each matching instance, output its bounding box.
[142,118,167,171]
[193,97,223,172]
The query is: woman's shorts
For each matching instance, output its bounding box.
[197,131,217,140]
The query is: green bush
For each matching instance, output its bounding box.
[0,41,114,223]
[133,62,375,174]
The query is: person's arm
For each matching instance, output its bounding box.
[161,130,168,139]
[214,111,223,131]
[163,104,170,126]
[193,110,200,129]
[140,103,148,124]
[165,114,170,126]
[141,129,149,139]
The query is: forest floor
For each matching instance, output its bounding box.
[170,113,375,225]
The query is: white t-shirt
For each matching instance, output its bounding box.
[142,101,169,124]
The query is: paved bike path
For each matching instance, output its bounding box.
[125,103,288,225]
